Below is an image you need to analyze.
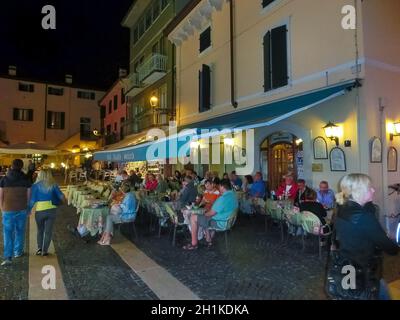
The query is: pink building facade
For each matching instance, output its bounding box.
[99,79,128,146]
[0,71,104,148]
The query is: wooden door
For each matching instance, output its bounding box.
[268,143,296,191]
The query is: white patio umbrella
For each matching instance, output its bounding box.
[0,142,57,155]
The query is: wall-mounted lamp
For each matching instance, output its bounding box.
[93,128,103,137]
[390,121,400,141]
[323,121,340,146]
[150,95,159,107]
[295,138,303,146]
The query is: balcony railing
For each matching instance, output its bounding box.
[123,109,171,136]
[137,54,167,85]
[124,73,141,97]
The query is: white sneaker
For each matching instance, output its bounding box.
[1,259,12,266]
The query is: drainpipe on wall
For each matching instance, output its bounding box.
[172,43,176,122]
[229,0,238,109]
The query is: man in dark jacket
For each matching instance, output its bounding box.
[294,179,313,207]
[0,159,31,266]
[179,176,197,208]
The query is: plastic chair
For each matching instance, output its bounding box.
[301,211,332,259]
[208,208,238,251]
[69,171,78,184]
[79,171,88,182]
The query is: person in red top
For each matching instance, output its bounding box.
[200,179,221,211]
[276,174,298,200]
[145,174,158,191]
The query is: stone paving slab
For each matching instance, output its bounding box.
[28,214,68,300]
[126,213,400,300]
[112,236,200,300]
[52,205,158,300]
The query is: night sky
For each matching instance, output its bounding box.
[0,0,133,90]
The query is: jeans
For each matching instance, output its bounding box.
[379,279,392,300]
[35,209,57,254]
[2,211,27,259]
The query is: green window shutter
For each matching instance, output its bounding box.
[263,31,272,92]
[271,25,288,89]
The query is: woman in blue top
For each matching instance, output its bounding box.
[98,183,137,246]
[29,169,65,256]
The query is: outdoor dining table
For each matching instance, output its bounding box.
[78,206,109,237]
[67,185,79,205]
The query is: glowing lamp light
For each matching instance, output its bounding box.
[295,138,303,146]
[61,163,66,168]
[224,138,234,147]
[394,122,400,134]
[323,121,340,146]
[150,95,159,107]
[190,141,200,149]
[388,121,400,141]
[72,145,80,154]
[50,163,55,169]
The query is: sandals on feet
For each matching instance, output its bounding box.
[183,244,198,250]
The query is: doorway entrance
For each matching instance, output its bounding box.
[260,132,302,191]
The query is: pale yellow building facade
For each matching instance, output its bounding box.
[167,0,400,223]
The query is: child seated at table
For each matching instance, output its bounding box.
[97,183,137,246]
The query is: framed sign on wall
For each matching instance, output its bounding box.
[330,147,346,172]
[388,147,398,172]
[313,136,328,160]
[370,137,382,163]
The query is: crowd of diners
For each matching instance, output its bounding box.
[99,168,341,249]
[1,160,398,300]
[101,169,398,299]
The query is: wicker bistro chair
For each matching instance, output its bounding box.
[300,211,332,259]
[208,208,239,251]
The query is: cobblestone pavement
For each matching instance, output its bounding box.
[126,212,400,300]
[52,205,158,300]
[0,218,29,300]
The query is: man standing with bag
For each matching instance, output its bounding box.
[0,159,31,266]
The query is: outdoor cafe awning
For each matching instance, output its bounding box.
[0,143,57,155]
[94,81,356,163]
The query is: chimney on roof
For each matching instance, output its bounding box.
[65,74,73,84]
[8,65,17,76]
[118,68,127,78]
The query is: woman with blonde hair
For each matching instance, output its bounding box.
[331,173,398,300]
[29,169,65,256]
